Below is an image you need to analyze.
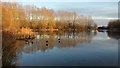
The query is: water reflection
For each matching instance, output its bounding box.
[4,30,115,66]
[107,31,120,40]
[22,31,96,53]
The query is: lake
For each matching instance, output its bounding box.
[2,30,119,66]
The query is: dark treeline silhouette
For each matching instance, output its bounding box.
[107,20,120,40]
[97,20,120,32]
[97,26,108,30]
[97,19,120,40]
[108,20,120,30]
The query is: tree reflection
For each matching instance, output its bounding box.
[107,30,120,40]
[23,31,56,53]
[106,28,120,49]
[2,31,25,66]
[57,31,95,48]
[2,31,96,66]
[22,31,96,53]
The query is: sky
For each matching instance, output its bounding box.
[2,0,119,26]
[1,0,119,2]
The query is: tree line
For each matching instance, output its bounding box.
[108,20,120,29]
[2,2,97,33]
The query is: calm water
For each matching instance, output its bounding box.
[3,31,119,66]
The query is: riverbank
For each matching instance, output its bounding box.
[2,31,16,50]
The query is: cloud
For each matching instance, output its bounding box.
[93,16,118,20]
[65,6,117,18]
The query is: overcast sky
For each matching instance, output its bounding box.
[2,0,119,26]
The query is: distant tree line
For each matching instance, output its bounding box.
[2,2,97,33]
[108,20,120,29]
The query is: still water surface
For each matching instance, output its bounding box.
[3,31,119,66]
